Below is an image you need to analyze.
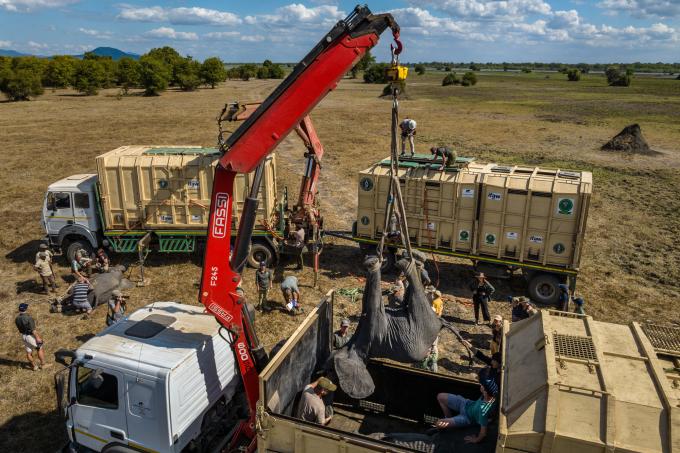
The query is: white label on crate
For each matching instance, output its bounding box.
[426,222,436,231]
[462,188,474,198]
[188,179,200,189]
[191,214,202,222]
[160,215,173,223]
[506,232,518,240]
[529,235,543,244]
[487,192,502,201]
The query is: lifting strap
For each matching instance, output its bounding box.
[376,47,413,269]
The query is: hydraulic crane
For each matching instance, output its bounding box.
[198,5,401,451]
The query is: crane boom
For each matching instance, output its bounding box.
[199,5,400,450]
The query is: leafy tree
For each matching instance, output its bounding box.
[469,63,480,71]
[44,56,76,88]
[267,63,284,79]
[256,60,285,79]
[73,59,106,95]
[442,73,460,86]
[444,66,452,72]
[676,74,680,80]
[351,50,375,78]
[139,57,171,95]
[605,66,632,87]
[566,68,581,82]
[83,52,117,88]
[176,57,202,91]
[200,57,226,88]
[116,57,140,94]
[363,63,389,83]
[0,66,44,101]
[521,68,532,73]
[461,71,477,86]
[145,47,183,85]
[414,64,425,75]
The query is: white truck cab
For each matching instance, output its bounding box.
[55,302,243,453]
[42,174,102,262]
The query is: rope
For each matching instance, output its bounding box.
[422,181,441,288]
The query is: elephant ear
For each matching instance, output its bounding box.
[333,349,375,399]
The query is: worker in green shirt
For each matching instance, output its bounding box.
[434,378,498,444]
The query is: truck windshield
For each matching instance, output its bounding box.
[76,366,118,410]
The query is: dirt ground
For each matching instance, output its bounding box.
[1,71,679,451]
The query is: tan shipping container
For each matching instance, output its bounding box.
[356,158,592,270]
[95,146,277,231]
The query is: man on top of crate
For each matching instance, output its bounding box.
[399,118,417,156]
[430,146,457,169]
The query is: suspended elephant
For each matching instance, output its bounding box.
[332,255,443,399]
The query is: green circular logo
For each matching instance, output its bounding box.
[558,198,574,214]
[360,177,374,191]
[459,230,469,241]
[361,216,370,225]
[485,233,496,245]
[553,243,565,254]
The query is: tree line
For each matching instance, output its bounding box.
[0,46,286,101]
[410,61,680,74]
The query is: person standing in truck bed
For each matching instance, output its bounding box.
[399,118,417,156]
[333,319,352,349]
[296,377,336,425]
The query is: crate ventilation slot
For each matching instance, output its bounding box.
[642,324,680,357]
[553,334,597,361]
[359,400,385,413]
[491,166,512,173]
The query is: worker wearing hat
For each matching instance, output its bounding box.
[435,377,497,443]
[35,243,54,265]
[490,315,503,355]
[333,319,352,350]
[255,261,272,311]
[106,289,127,326]
[14,303,48,371]
[469,272,494,325]
[296,377,337,425]
[430,289,444,317]
[34,251,58,293]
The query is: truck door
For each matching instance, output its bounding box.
[72,191,99,234]
[45,191,74,236]
[70,364,128,451]
[125,375,166,452]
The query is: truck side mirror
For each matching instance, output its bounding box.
[54,349,76,367]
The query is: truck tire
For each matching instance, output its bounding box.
[527,273,560,306]
[247,242,273,268]
[66,240,93,264]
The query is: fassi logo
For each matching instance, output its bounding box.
[212,193,230,238]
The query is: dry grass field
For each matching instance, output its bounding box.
[1,71,679,451]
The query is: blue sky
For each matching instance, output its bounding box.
[1,0,679,62]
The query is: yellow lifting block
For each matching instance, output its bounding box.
[386,64,408,82]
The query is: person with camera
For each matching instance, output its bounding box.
[14,303,49,371]
[106,289,127,326]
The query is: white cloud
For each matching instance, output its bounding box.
[389,7,466,35]
[0,0,77,12]
[246,3,344,27]
[0,40,12,47]
[118,5,241,26]
[410,0,552,20]
[145,27,198,41]
[598,0,680,19]
[78,27,113,39]
[204,31,266,42]
[548,10,580,29]
[26,40,48,50]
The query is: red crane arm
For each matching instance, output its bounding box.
[199,6,400,450]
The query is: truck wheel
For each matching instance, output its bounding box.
[527,273,560,306]
[247,243,273,268]
[66,240,93,264]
